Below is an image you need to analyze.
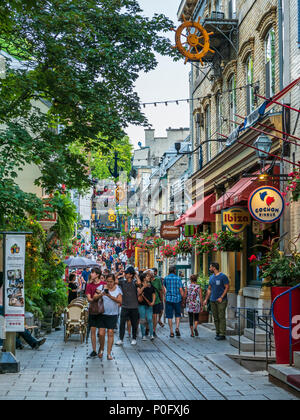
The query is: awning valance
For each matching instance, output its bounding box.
[211,166,272,214]
[174,194,216,226]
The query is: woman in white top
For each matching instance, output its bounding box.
[96,273,122,360]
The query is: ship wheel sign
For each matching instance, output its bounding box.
[172,15,215,65]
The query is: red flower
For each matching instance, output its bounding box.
[249,255,257,263]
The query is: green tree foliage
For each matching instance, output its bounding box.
[91,136,133,180]
[0,0,177,217]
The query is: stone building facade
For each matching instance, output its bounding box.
[176,0,299,326]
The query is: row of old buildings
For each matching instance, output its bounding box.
[131,0,300,327]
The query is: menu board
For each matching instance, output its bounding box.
[4,235,25,332]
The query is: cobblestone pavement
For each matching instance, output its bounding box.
[0,321,298,400]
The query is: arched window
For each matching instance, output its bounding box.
[265,28,276,98]
[228,74,236,132]
[246,55,254,114]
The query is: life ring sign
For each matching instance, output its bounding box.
[248,186,285,223]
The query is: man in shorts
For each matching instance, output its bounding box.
[164,266,184,338]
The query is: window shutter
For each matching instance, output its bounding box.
[229,0,232,18]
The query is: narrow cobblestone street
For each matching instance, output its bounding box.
[0,321,298,401]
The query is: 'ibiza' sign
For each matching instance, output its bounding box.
[248,186,285,223]
[222,207,251,233]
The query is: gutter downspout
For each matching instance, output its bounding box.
[278,0,285,252]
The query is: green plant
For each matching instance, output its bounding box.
[249,237,300,287]
[175,239,193,255]
[215,231,242,252]
[197,274,210,312]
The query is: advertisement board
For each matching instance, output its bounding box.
[248,186,285,223]
[4,235,26,332]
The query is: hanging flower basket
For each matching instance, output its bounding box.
[160,244,177,258]
[192,233,216,254]
[215,231,242,252]
[174,239,193,255]
[283,170,300,205]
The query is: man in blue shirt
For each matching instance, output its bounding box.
[164,266,184,338]
[204,262,229,341]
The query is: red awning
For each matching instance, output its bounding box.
[175,194,216,226]
[211,166,271,214]
[174,215,186,227]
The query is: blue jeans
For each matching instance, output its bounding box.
[0,305,37,348]
[138,305,153,337]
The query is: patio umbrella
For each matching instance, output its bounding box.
[64,256,100,269]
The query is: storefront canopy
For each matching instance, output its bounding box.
[174,193,216,226]
[210,166,271,214]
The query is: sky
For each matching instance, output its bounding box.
[125,0,190,149]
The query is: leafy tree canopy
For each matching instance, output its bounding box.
[0,0,177,218]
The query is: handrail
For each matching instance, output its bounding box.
[271,283,300,366]
[231,306,274,365]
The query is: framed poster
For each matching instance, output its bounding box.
[4,234,26,332]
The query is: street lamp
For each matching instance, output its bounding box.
[253,134,272,172]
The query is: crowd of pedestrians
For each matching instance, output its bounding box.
[66,238,230,360]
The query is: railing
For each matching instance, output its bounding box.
[232,306,275,369]
[271,283,300,366]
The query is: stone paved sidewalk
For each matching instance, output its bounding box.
[0,321,298,400]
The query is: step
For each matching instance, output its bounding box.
[201,323,236,336]
[294,352,300,369]
[229,335,269,352]
[244,328,274,343]
[268,364,300,393]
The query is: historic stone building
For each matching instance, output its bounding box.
[176,0,299,327]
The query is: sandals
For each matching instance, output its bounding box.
[158,321,165,328]
[98,351,104,359]
[107,354,114,360]
[175,329,181,337]
[194,329,199,337]
[170,332,175,338]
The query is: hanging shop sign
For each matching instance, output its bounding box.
[160,221,181,241]
[4,234,26,332]
[222,207,251,233]
[172,15,214,65]
[248,186,285,223]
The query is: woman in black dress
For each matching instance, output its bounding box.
[68,273,79,304]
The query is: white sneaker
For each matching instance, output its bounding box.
[142,336,147,341]
[131,339,137,346]
[150,335,154,341]
[115,340,123,346]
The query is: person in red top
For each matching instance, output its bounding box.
[86,267,103,358]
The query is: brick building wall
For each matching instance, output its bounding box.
[287,0,300,249]
[189,0,280,169]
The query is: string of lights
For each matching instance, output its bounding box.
[141,81,259,107]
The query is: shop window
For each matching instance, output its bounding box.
[265,28,276,98]
[246,55,255,115]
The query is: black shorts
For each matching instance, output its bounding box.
[153,302,163,314]
[88,314,102,328]
[98,314,118,330]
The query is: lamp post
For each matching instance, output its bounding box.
[253,134,273,172]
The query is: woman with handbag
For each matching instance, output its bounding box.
[86,268,104,358]
[97,274,122,360]
[138,272,156,342]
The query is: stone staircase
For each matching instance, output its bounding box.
[268,352,300,394]
[229,328,274,352]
